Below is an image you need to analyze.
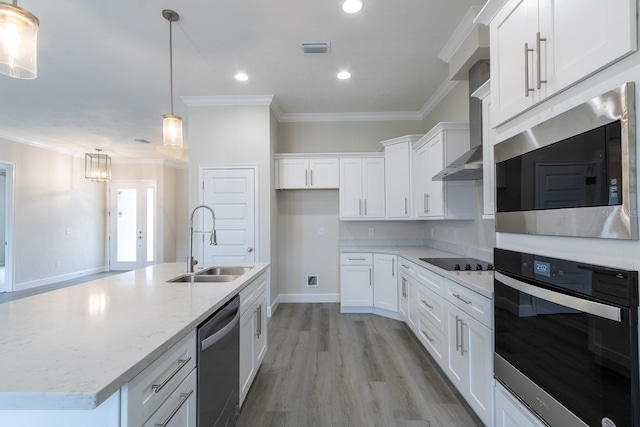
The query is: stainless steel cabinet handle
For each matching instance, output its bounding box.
[348,257,367,261]
[255,307,260,338]
[421,329,434,343]
[421,299,433,309]
[155,389,194,427]
[455,316,462,353]
[524,42,534,97]
[453,293,472,305]
[460,319,467,356]
[305,169,308,186]
[401,278,406,298]
[391,258,395,276]
[152,356,192,393]
[310,169,314,186]
[369,268,372,286]
[401,264,410,269]
[364,199,367,216]
[404,197,408,215]
[426,193,430,212]
[536,32,547,89]
[258,305,262,337]
[423,194,427,214]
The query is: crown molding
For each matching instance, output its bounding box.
[0,131,77,157]
[181,94,275,107]
[438,6,484,63]
[474,0,510,26]
[278,111,422,123]
[418,80,461,120]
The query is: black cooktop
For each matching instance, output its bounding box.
[419,257,493,271]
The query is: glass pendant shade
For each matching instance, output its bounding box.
[85,151,112,182]
[162,114,183,147]
[0,2,38,79]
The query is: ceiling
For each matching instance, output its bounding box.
[0,0,485,162]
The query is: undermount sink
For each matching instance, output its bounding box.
[195,266,253,276]
[168,274,240,283]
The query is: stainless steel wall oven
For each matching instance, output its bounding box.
[494,248,639,427]
[495,82,637,239]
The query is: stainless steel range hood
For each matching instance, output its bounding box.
[433,60,489,181]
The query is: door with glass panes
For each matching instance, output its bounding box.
[109,180,156,270]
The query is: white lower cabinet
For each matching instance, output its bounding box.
[239,273,268,407]
[495,382,545,427]
[373,253,398,311]
[444,283,494,427]
[416,310,446,365]
[340,253,374,308]
[142,369,197,427]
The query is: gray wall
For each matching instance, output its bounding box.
[0,138,106,290]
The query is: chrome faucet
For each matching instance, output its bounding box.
[187,204,218,273]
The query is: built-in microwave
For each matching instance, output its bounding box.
[495,83,637,240]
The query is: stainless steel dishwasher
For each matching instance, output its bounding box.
[197,295,240,427]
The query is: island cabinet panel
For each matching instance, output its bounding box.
[0,391,121,427]
[141,369,197,427]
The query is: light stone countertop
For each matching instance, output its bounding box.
[0,262,269,411]
[340,245,494,298]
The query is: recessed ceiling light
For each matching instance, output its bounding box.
[234,73,249,81]
[342,0,363,13]
[337,71,351,80]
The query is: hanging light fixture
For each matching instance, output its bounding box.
[162,9,182,148]
[85,149,112,182]
[0,0,39,79]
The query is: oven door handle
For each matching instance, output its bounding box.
[495,271,622,322]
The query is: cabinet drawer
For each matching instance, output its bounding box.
[398,257,416,275]
[416,311,445,364]
[142,368,197,427]
[239,272,267,316]
[340,253,373,265]
[124,330,197,427]
[416,284,445,334]
[415,264,445,297]
[445,279,492,328]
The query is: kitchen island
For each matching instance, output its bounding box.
[0,262,269,420]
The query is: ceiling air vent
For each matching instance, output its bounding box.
[301,42,330,54]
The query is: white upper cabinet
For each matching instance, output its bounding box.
[276,156,339,189]
[413,123,475,220]
[339,156,385,220]
[490,0,637,125]
[380,135,422,219]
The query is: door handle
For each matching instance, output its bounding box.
[391,258,395,276]
[310,169,313,186]
[364,199,367,216]
[154,389,194,427]
[424,194,427,213]
[247,247,253,252]
[305,169,308,186]
[404,197,408,215]
[369,268,372,286]
[455,316,462,353]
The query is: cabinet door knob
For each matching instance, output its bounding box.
[247,247,253,252]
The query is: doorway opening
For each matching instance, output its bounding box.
[0,162,14,293]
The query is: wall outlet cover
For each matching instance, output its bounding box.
[306,274,318,287]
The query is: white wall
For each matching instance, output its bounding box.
[174,167,189,265]
[0,139,106,290]
[0,171,5,265]
[187,104,276,303]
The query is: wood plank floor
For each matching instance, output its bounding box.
[238,303,484,427]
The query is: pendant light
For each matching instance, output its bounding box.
[85,149,112,182]
[0,0,39,79]
[162,9,182,148]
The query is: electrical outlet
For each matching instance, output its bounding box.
[368,228,374,237]
[318,227,325,236]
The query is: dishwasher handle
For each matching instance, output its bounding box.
[201,308,240,351]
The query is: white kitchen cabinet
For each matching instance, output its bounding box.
[413,123,475,220]
[276,157,339,189]
[490,0,636,125]
[444,280,494,427]
[416,309,446,365]
[373,253,398,312]
[340,253,374,307]
[398,272,409,322]
[141,369,197,427]
[495,382,546,427]
[239,273,268,407]
[339,157,385,219]
[380,135,422,219]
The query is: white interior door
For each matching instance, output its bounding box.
[200,168,256,265]
[109,180,156,271]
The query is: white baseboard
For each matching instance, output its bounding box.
[340,305,403,321]
[14,267,107,292]
[278,293,340,303]
[267,293,281,317]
